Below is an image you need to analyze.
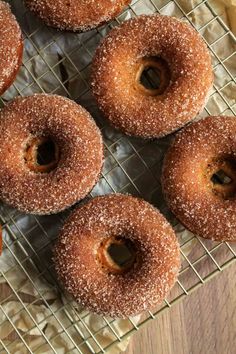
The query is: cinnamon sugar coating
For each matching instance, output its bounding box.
[162,116,236,242]
[91,15,213,138]
[0,94,103,215]
[0,1,23,95]
[53,194,180,317]
[24,0,130,32]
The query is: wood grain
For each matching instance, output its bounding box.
[124,264,236,354]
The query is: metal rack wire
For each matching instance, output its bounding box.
[0,0,236,353]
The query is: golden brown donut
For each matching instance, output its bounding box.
[162,116,236,242]
[0,1,23,95]
[0,94,103,215]
[91,15,213,138]
[53,194,180,317]
[24,0,130,32]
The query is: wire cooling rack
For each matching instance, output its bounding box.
[0,0,236,353]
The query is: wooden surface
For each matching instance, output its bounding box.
[124,264,236,354]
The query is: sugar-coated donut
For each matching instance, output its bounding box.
[0,1,23,95]
[0,94,103,215]
[91,15,213,138]
[24,0,130,32]
[53,194,180,317]
[162,116,236,242]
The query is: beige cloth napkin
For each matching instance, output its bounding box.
[218,0,236,34]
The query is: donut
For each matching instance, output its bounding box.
[162,116,236,242]
[24,0,130,32]
[53,194,180,317]
[0,2,23,96]
[91,15,213,138]
[0,94,103,215]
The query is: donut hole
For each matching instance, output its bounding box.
[136,57,171,96]
[24,136,60,173]
[211,170,232,185]
[208,157,236,199]
[140,67,161,90]
[97,236,137,274]
[37,139,57,165]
